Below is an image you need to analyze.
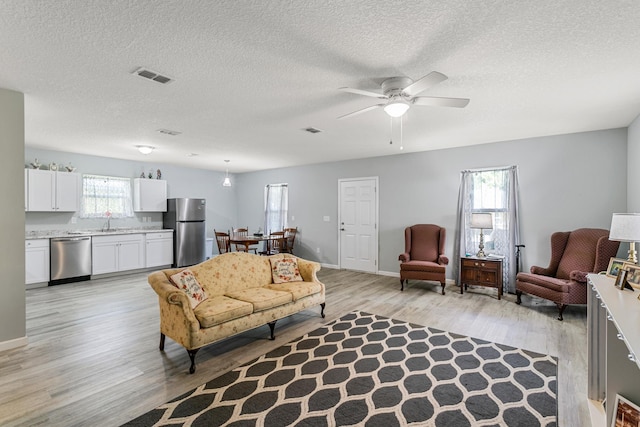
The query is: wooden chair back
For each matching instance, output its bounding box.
[214,230,230,254]
[283,227,298,254]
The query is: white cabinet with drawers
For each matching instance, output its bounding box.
[91,233,145,275]
[145,232,173,268]
[25,239,50,285]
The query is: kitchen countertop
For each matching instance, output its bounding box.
[26,228,173,239]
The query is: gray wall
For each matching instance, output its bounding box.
[628,114,640,212]
[237,128,628,276]
[24,148,238,237]
[0,88,26,345]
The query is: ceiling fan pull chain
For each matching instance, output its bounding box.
[389,116,393,145]
[400,116,404,151]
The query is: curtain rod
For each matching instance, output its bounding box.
[461,165,517,173]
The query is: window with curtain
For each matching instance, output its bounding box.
[454,166,521,293]
[263,183,288,234]
[80,174,134,218]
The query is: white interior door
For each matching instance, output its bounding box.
[339,177,378,273]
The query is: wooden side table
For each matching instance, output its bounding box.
[460,256,503,300]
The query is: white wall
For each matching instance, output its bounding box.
[24,148,238,238]
[237,128,628,276]
[0,88,26,347]
[628,114,640,212]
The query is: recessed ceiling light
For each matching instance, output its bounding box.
[187,153,198,157]
[132,67,174,84]
[304,127,322,134]
[157,129,182,136]
[136,145,155,155]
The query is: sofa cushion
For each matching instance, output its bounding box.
[400,260,445,273]
[193,295,254,328]
[266,281,323,301]
[226,288,293,312]
[271,257,303,284]
[170,269,208,309]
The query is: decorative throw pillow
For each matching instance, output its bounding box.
[169,269,208,309]
[271,257,304,284]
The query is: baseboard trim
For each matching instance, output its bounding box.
[0,336,28,352]
[320,263,339,270]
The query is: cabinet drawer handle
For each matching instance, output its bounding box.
[481,263,485,267]
[474,262,478,266]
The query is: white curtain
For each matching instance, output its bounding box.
[264,184,288,234]
[81,174,133,218]
[453,166,522,293]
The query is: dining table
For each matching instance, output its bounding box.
[229,234,282,254]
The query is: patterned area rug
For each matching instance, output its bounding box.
[124,311,557,426]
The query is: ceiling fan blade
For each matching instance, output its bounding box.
[412,96,470,108]
[403,71,448,97]
[337,104,383,120]
[338,87,387,99]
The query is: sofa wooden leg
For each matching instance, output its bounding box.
[320,303,326,318]
[159,333,166,351]
[400,279,405,291]
[556,303,566,321]
[268,321,277,340]
[440,282,445,295]
[187,349,199,374]
[515,290,522,305]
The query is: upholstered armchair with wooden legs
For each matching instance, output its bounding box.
[515,228,619,320]
[398,224,449,294]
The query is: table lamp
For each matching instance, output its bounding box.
[470,213,493,258]
[609,213,640,264]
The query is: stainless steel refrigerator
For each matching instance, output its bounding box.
[164,198,207,267]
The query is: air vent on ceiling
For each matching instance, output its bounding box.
[304,127,322,134]
[157,128,182,136]
[132,67,174,84]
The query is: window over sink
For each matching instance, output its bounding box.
[80,174,134,218]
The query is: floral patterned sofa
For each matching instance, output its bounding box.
[148,252,326,373]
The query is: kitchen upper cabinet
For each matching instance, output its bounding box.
[145,232,173,268]
[25,239,50,285]
[26,169,80,212]
[92,234,144,275]
[133,178,167,212]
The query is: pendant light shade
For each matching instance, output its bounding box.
[223,160,231,187]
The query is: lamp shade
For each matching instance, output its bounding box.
[470,213,493,229]
[384,100,410,117]
[609,213,640,242]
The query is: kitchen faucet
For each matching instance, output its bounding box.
[102,212,112,232]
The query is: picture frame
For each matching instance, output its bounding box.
[614,268,628,290]
[611,394,640,427]
[625,264,640,290]
[607,258,627,278]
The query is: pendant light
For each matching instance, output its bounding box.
[222,160,231,187]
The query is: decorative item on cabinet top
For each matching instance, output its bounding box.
[30,158,41,169]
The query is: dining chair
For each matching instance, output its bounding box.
[231,227,258,253]
[214,229,231,254]
[260,231,285,255]
[283,227,298,254]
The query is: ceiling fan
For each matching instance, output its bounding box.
[337,71,469,120]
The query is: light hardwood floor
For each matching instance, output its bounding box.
[0,268,589,426]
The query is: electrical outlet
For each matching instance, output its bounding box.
[71,217,77,224]
[323,216,330,222]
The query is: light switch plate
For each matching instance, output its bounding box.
[323,216,330,222]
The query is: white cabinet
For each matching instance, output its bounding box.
[145,232,173,267]
[26,169,80,212]
[25,239,50,285]
[92,234,144,275]
[133,178,167,212]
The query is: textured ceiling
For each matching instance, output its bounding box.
[2,0,640,173]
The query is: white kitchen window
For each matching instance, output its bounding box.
[80,174,134,218]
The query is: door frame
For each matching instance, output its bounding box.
[337,176,379,272]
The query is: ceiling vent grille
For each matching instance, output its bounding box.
[157,129,181,136]
[132,67,174,84]
[304,127,322,134]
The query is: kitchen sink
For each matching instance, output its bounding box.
[67,231,92,235]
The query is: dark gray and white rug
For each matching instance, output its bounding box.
[124,311,557,426]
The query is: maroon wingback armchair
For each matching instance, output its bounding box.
[515,228,619,320]
[398,224,449,294]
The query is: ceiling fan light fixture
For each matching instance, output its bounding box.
[136,145,155,155]
[384,100,410,117]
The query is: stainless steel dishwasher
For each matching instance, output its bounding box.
[50,236,92,285]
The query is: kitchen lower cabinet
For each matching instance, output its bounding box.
[145,232,173,267]
[92,234,144,275]
[25,239,50,285]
